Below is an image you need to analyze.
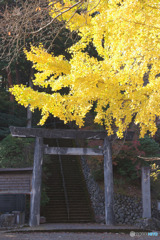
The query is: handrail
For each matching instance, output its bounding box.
[56,139,70,220]
[54,120,70,220]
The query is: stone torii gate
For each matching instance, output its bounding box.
[10,126,114,227]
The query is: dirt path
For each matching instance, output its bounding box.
[0,232,160,240]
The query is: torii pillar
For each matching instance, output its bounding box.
[141,166,151,218]
[29,137,43,226]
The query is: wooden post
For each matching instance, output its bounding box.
[141,166,151,218]
[29,137,43,227]
[103,136,114,225]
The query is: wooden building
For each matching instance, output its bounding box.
[0,168,32,214]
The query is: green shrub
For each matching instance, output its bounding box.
[0,135,34,168]
[91,168,104,181]
[139,136,160,157]
[115,157,143,180]
[41,183,50,207]
[113,136,160,180]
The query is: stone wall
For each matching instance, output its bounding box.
[114,194,141,224]
[80,155,105,223]
[80,155,160,224]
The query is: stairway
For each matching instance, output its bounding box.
[42,139,94,223]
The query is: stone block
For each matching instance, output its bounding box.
[40,216,46,224]
[0,214,15,227]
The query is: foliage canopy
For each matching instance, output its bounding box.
[10,0,160,138]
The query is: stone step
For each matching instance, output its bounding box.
[42,138,94,223]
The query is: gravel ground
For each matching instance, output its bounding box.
[0,232,160,240]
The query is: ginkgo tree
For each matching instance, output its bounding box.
[10,0,160,138]
[9,0,160,225]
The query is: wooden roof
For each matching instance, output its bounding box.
[0,168,33,173]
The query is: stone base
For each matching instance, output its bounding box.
[12,211,25,225]
[134,218,160,230]
[95,215,105,223]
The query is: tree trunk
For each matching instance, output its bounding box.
[15,63,21,84]
[6,67,14,102]
[27,106,32,128]
[27,66,34,128]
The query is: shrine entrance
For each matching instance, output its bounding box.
[10,126,114,227]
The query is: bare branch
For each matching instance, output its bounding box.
[30,0,83,34]
[86,0,101,13]
[0,0,82,67]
